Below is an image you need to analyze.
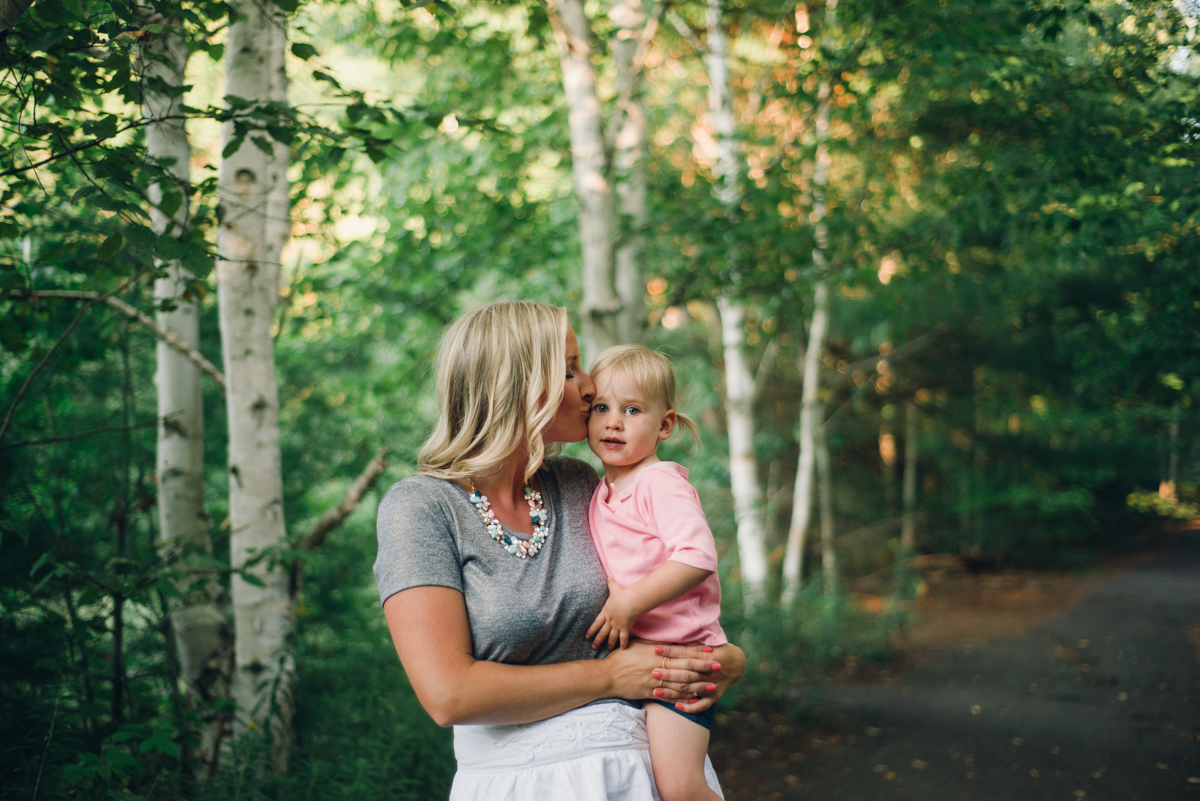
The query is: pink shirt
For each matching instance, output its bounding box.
[588,462,726,646]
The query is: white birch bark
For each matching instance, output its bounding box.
[548,0,618,360]
[611,0,648,345]
[781,2,835,604]
[781,281,829,603]
[706,0,769,604]
[217,0,293,771]
[815,402,837,595]
[140,15,228,773]
[717,298,768,601]
[901,400,918,553]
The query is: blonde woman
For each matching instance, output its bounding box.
[375,301,743,799]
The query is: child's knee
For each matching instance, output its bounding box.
[654,766,713,801]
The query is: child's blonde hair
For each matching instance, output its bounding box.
[418,301,568,483]
[590,345,700,445]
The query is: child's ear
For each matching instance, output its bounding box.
[658,410,677,441]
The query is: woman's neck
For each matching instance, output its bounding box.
[458,452,537,533]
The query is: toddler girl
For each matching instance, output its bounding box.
[584,345,725,801]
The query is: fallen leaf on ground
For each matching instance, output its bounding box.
[1012,737,1023,746]
[971,704,982,715]
[912,760,928,770]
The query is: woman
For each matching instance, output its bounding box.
[376,301,745,799]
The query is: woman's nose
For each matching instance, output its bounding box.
[579,369,596,403]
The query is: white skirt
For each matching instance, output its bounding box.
[449,702,724,801]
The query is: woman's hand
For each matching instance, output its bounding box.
[656,642,746,714]
[603,640,719,704]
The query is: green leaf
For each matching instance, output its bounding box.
[222,136,245,158]
[71,186,97,203]
[29,551,52,577]
[311,70,342,89]
[98,232,123,261]
[291,42,318,60]
[159,190,183,220]
[251,136,274,156]
[25,28,71,52]
[240,572,267,588]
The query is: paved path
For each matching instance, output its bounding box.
[715,535,1200,801]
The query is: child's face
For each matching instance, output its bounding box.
[587,369,676,473]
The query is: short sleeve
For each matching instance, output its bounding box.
[640,470,719,573]
[374,477,463,605]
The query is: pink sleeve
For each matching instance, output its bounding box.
[640,471,718,573]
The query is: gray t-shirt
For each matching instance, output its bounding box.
[375,455,612,667]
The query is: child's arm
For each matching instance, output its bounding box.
[586,561,713,650]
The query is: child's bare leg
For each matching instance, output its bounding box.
[645,702,721,801]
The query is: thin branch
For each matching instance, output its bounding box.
[666,8,704,51]
[753,334,780,398]
[298,447,389,550]
[1,416,159,451]
[0,301,91,447]
[7,290,227,391]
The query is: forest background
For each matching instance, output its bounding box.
[2,0,1198,797]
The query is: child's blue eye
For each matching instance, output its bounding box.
[593,403,608,413]
[625,406,640,415]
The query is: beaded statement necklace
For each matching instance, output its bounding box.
[467,479,550,558]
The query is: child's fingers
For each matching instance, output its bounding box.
[619,629,629,650]
[591,620,612,650]
[608,628,620,651]
[585,614,603,640]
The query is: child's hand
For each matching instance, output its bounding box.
[585,580,640,650]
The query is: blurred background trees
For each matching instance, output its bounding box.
[2,0,1197,796]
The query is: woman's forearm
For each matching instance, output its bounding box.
[385,586,617,726]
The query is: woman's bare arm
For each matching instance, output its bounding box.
[384,586,720,726]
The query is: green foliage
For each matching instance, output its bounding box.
[2,0,1198,790]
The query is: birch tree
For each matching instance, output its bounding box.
[704,0,769,604]
[216,0,294,770]
[610,0,650,345]
[140,13,229,772]
[781,1,835,604]
[781,282,829,603]
[547,0,618,360]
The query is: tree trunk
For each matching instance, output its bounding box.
[1161,402,1181,501]
[610,0,649,345]
[901,400,918,554]
[782,2,835,602]
[717,297,769,603]
[704,0,738,208]
[548,0,617,361]
[781,281,828,603]
[141,13,229,775]
[705,0,768,606]
[0,0,34,32]
[217,0,294,772]
[815,403,837,595]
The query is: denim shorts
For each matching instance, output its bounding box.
[648,699,716,730]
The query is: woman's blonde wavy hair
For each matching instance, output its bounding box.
[589,345,700,446]
[418,301,569,484]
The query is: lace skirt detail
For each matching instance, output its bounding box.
[449,702,724,801]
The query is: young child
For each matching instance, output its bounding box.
[583,345,725,801]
